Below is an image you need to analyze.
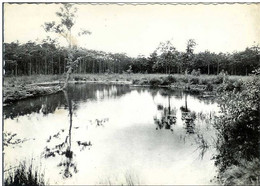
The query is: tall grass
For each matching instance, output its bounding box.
[4,160,47,186]
[4,74,63,87]
[4,73,253,87]
[98,171,140,186]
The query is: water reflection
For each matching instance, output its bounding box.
[4,84,220,184]
[154,94,177,131]
[42,90,78,178]
[3,132,32,147]
[4,84,131,119]
[153,89,218,161]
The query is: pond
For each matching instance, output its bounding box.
[4,83,220,185]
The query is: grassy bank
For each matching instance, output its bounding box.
[3,73,252,104]
[3,73,252,87]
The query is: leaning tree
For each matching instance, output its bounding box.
[43,3,91,89]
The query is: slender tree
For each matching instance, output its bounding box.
[43,3,91,89]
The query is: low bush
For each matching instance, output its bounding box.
[178,76,189,83]
[132,79,140,85]
[160,78,170,86]
[199,78,211,85]
[190,77,199,85]
[214,70,260,185]
[218,158,260,185]
[149,78,162,87]
[233,80,243,91]
[160,75,176,86]
[212,76,224,84]
[217,79,240,92]
[165,75,177,83]
[140,78,149,85]
[191,69,201,76]
[205,83,214,91]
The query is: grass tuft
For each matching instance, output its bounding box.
[4,160,47,186]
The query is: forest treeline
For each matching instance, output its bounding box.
[4,38,260,76]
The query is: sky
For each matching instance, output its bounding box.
[3,3,260,57]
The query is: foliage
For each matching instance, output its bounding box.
[43,3,92,89]
[178,76,189,83]
[191,69,201,76]
[212,75,224,84]
[149,78,162,87]
[205,83,214,91]
[4,39,260,76]
[214,69,260,185]
[190,77,199,84]
[161,75,177,85]
[4,160,47,186]
[217,158,260,185]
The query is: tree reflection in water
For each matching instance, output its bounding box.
[153,89,216,160]
[180,93,197,134]
[42,90,90,178]
[154,94,177,131]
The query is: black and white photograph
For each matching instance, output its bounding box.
[2,2,260,185]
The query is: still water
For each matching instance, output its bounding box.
[4,83,219,185]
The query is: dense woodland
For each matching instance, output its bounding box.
[4,38,260,76]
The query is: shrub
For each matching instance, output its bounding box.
[132,79,140,85]
[165,75,177,83]
[233,80,243,91]
[214,73,260,185]
[213,76,224,84]
[179,76,189,83]
[191,69,201,76]
[205,83,214,91]
[217,80,236,92]
[218,158,260,185]
[160,75,177,86]
[149,78,162,87]
[140,78,149,85]
[191,69,197,76]
[73,75,86,81]
[160,78,171,86]
[199,78,211,85]
[190,77,199,84]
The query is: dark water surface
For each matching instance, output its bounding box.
[4,83,219,185]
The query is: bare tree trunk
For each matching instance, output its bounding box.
[63,66,72,89]
[45,55,47,75]
[64,54,66,74]
[52,55,54,74]
[29,57,32,76]
[217,61,219,74]
[99,60,101,73]
[59,55,61,74]
[63,89,73,161]
[15,62,17,77]
[185,94,188,112]
[85,59,87,73]
[63,51,73,90]
[79,59,82,73]
[92,60,95,74]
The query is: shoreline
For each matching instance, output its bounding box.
[3,79,217,105]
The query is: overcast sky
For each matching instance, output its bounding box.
[4,3,260,57]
